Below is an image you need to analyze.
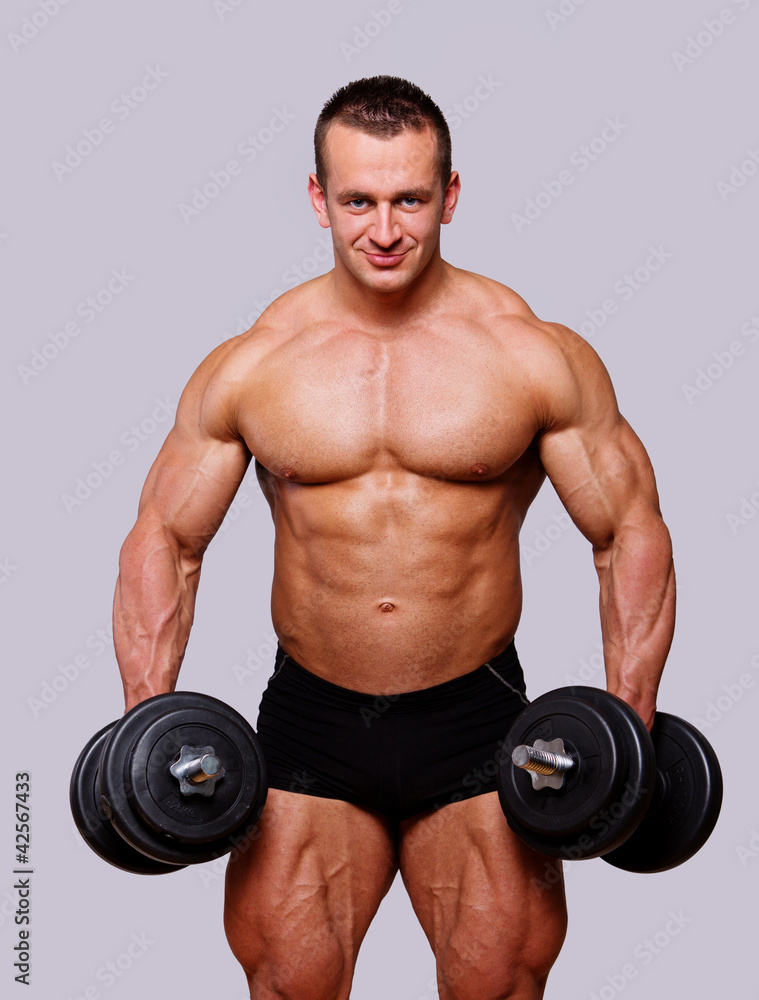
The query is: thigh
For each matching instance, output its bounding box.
[399,792,567,1000]
[225,789,398,1000]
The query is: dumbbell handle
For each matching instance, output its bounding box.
[184,753,222,783]
[512,743,574,777]
[170,745,225,797]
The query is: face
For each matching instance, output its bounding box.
[309,123,460,296]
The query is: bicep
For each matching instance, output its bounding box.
[137,424,250,556]
[536,333,662,550]
[132,346,251,557]
[539,417,661,550]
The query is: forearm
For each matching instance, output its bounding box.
[594,517,675,730]
[113,521,202,712]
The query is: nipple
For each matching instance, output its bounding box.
[281,466,297,480]
[470,463,491,477]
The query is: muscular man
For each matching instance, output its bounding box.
[113,77,675,999]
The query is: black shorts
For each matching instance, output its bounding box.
[256,641,529,822]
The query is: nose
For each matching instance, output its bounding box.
[368,204,402,251]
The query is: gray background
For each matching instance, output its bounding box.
[2,0,757,997]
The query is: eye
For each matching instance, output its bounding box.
[349,198,368,209]
[401,197,419,207]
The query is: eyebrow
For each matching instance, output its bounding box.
[336,188,433,201]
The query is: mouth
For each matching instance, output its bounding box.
[363,250,407,267]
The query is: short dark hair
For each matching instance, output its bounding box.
[314,75,452,194]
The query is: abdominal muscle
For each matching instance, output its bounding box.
[265,464,539,694]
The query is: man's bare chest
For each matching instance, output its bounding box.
[238,331,540,484]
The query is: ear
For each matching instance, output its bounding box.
[308,173,331,229]
[441,171,461,225]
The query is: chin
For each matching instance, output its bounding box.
[363,269,416,293]
[336,247,424,292]
[360,255,423,287]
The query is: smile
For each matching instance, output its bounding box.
[364,251,407,267]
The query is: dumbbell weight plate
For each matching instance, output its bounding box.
[128,698,266,843]
[99,692,268,866]
[69,722,184,875]
[499,686,655,860]
[602,713,723,873]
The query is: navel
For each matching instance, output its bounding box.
[379,602,395,613]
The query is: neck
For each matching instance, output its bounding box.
[327,248,450,330]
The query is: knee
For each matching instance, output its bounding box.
[438,912,567,1000]
[226,925,348,1000]
[437,961,528,1000]
[254,954,346,1000]
[438,961,547,1000]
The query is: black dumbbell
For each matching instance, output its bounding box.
[70,692,268,874]
[497,686,722,872]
